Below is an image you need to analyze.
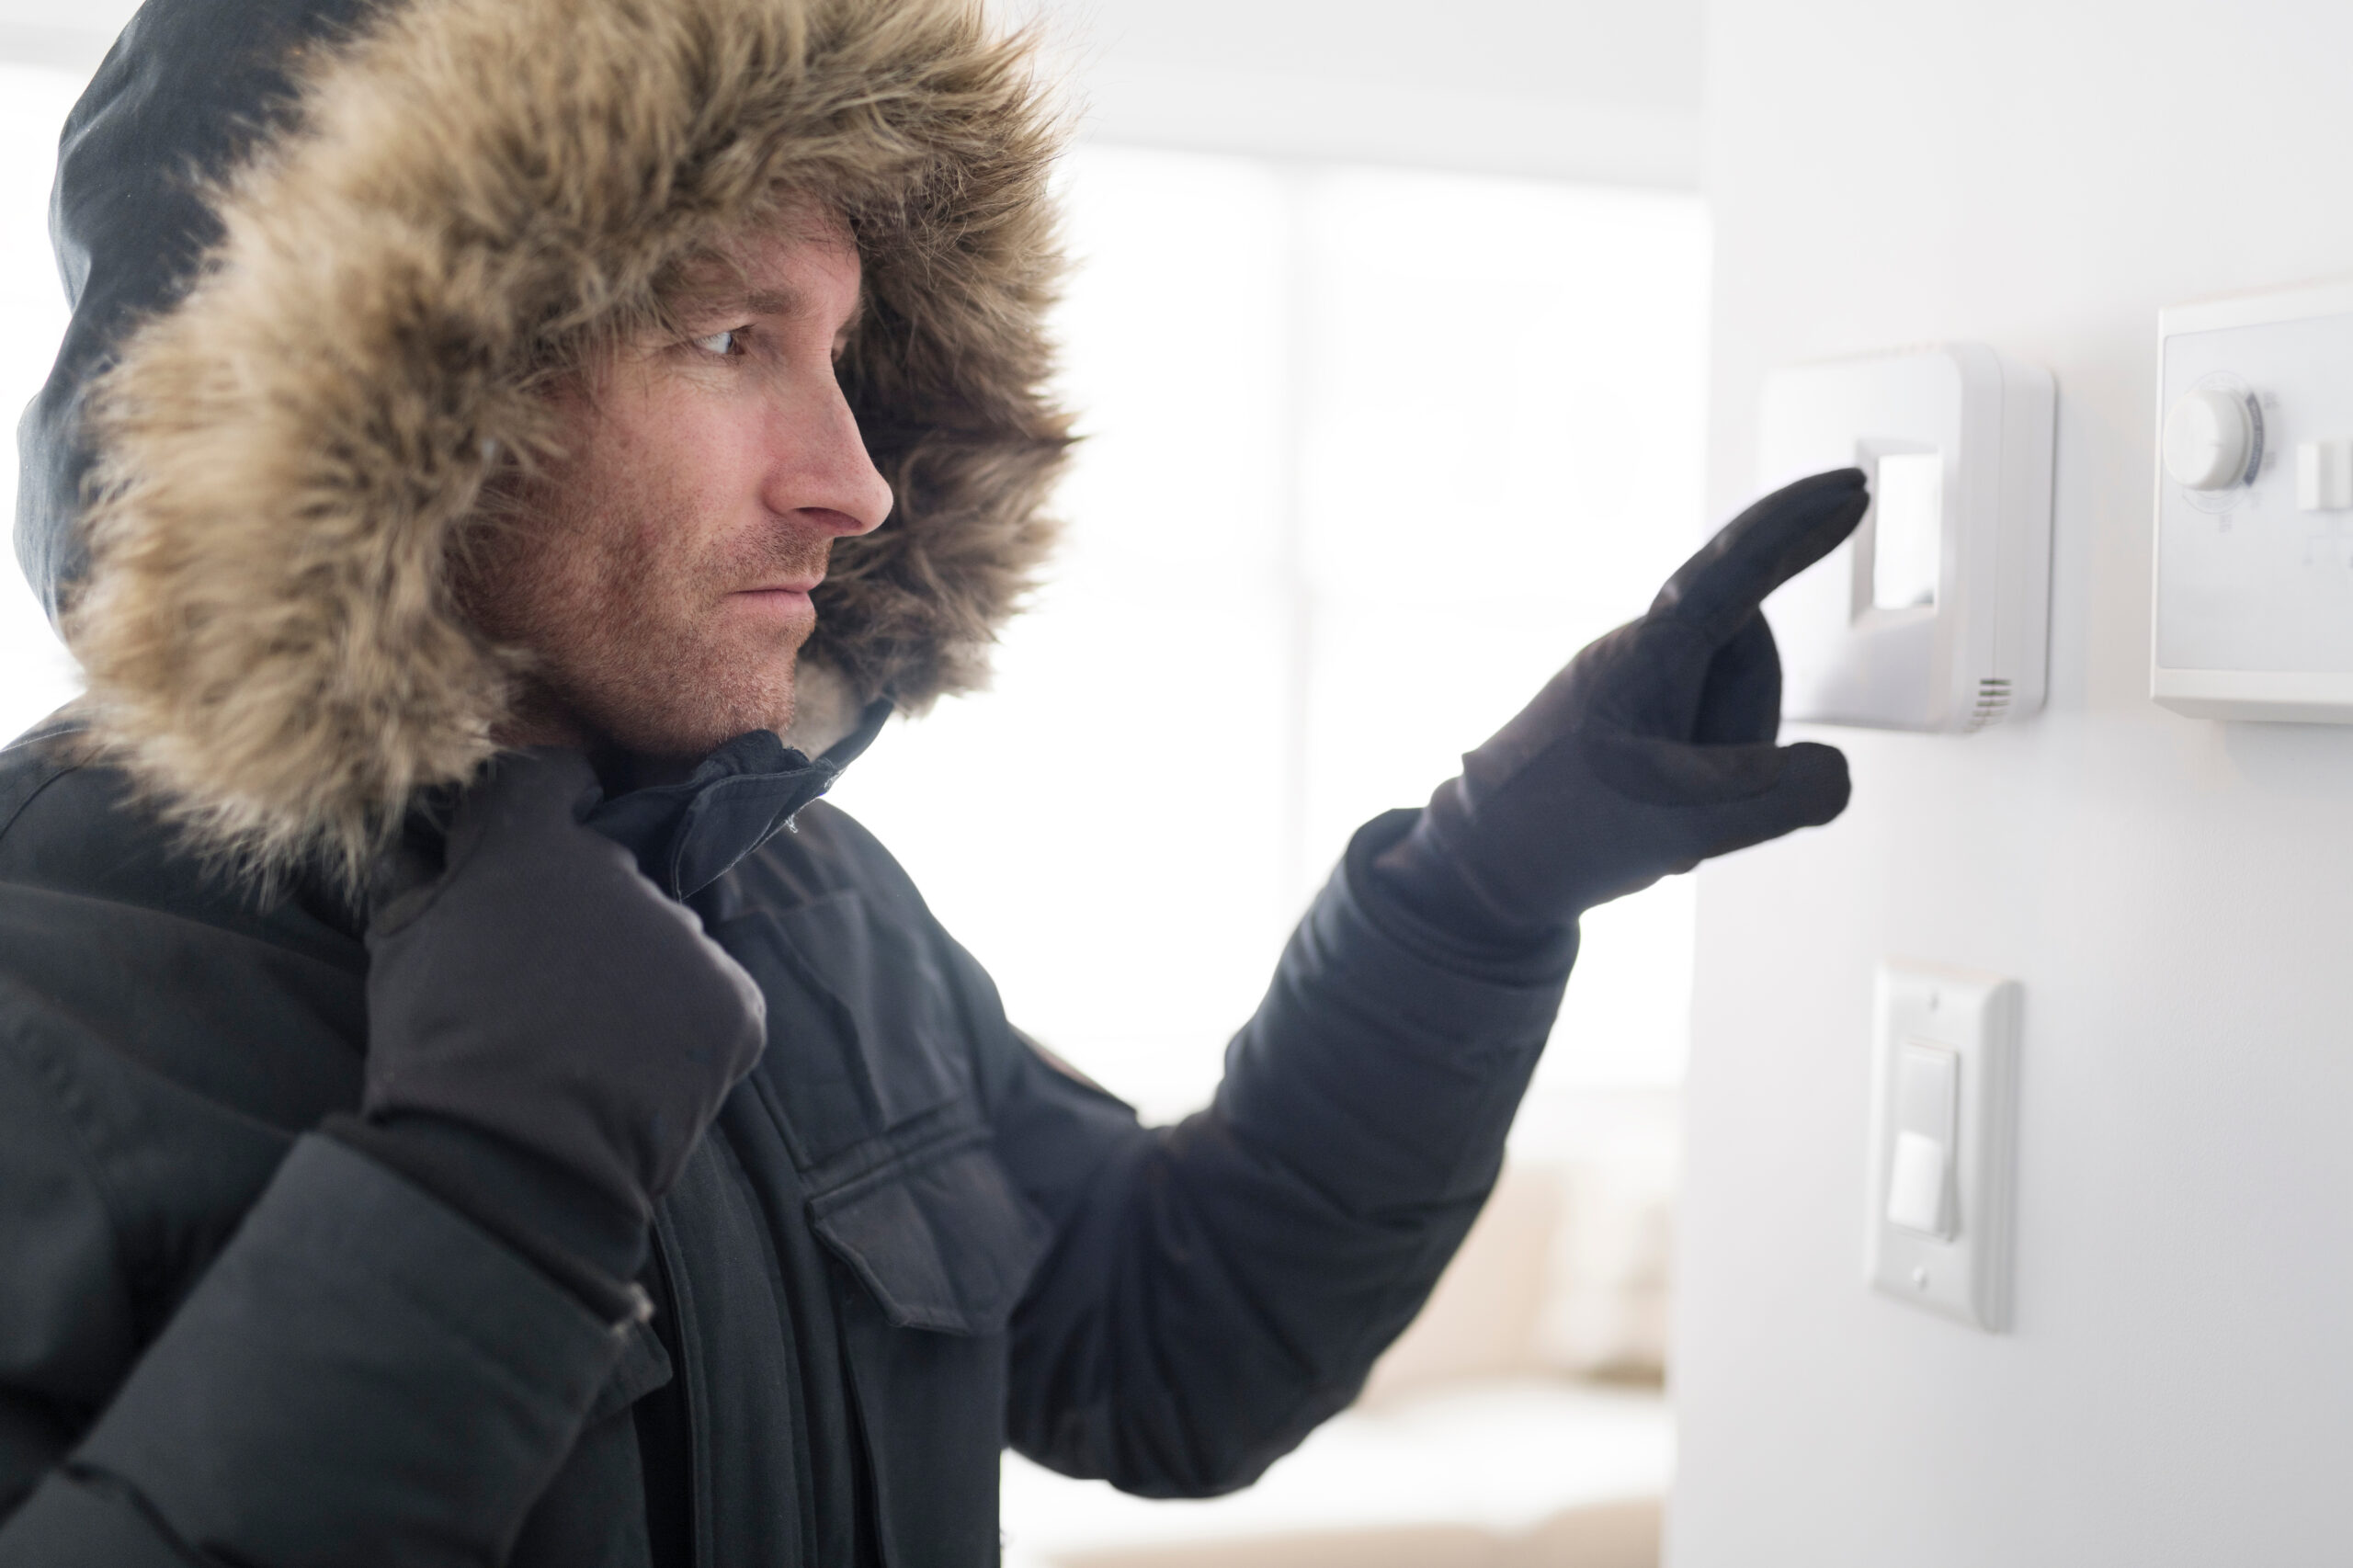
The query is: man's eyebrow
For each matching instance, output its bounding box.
[685,283,865,343]
[735,287,805,317]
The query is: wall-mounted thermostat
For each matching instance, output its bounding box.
[2153,279,2353,722]
[1759,345,2055,733]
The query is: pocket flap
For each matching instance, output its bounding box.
[810,1139,1052,1336]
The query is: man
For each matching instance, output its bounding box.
[0,0,1867,1562]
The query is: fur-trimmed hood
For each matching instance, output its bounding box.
[15,0,1071,885]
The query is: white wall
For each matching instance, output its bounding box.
[1673,2,2353,1563]
[0,0,137,72]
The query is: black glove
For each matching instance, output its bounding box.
[333,751,767,1318]
[1371,468,1870,946]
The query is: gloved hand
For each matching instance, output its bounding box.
[340,750,767,1314]
[1371,468,1870,946]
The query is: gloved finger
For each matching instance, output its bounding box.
[1691,612,1782,746]
[1687,740,1852,860]
[1584,731,1788,808]
[1650,469,1869,646]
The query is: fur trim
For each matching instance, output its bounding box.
[66,0,1071,887]
[779,660,861,756]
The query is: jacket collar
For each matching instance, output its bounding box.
[584,699,892,901]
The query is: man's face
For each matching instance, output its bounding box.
[469,208,892,767]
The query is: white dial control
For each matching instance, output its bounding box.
[2163,387,2257,490]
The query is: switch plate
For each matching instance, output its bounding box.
[2153,278,2353,721]
[1866,960,2021,1332]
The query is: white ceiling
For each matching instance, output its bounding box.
[1042,0,1699,117]
[1,0,1703,187]
[1029,0,1701,186]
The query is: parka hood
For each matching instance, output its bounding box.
[17,0,1072,887]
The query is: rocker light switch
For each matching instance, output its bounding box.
[1886,1129,1950,1236]
[1866,962,2021,1332]
[1886,1044,1958,1237]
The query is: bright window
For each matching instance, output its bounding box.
[830,146,1712,1135]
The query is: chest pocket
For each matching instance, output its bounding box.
[714,890,971,1166]
[808,1131,1051,1335]
[712,892,1053,1336]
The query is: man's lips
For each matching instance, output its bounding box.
[729,580,822,620]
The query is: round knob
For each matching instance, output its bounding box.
[2164,388,2255,490]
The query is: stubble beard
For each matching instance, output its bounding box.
[468,472,836,766]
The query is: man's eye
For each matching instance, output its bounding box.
[692,328,743,357]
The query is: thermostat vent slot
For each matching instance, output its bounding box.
[1968,677,2014,731]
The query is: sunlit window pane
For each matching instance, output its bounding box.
[1291,167,1710,1111]
[830,147,1302,1122]
[835,146,1711,1124]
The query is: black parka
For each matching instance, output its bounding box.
[0,716,1574,1565]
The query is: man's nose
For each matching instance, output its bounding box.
[767,378,893,538]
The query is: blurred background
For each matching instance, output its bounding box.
[31,0,2353,1564]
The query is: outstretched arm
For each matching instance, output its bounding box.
[998,471,1869,1495]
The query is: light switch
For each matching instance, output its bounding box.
[1867,961,2020,1332]
[1886,1131,1949,1235]
[1887,1040,1959,1238]
[2296,437,2353,511]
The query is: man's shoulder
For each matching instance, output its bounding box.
[0,716,366,968]
[0,714,201,907]
[0,718,368,1136]
[0,711,99,851]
